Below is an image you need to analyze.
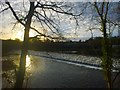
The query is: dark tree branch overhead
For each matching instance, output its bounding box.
[30,26,65,40]
[5,2,25,26]
[101,2,105,16]
[37,5,83,16]
[0,7,9,13]
[104,2,109,21]
[4,1,85,41]
[3,1,73,42]
[94,2,103,21]
[35,2,84,16]
[34,11,60,35]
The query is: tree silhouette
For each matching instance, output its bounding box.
[1,1,85,88]
[92,1,120,89]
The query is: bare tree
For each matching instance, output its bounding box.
[91,1,119,89]
[1,1,85,88]
[5,1,35,88]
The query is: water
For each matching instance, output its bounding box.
[27,55,107,88]
[2,50,120,88]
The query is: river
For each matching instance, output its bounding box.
[2,50,120,88]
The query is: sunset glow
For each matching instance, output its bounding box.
[16,30,24,41]
[16,30,35,41]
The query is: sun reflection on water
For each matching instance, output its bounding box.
[26,55,31,68]
[25,55,32,79]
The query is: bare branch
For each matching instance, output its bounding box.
[30,26,64,40]
[93,2,103,21]
[36,3,83,16]
[34,11,60,35]
[41,8,60,33]
[112,70,120,83]
[0,7,9,13]
[107,19,120,26]
[11,21,19,31]
[101,2,105,16]
[104,2,109,21]
[5,2,25,26]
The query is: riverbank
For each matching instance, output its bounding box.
[9,50,120,70]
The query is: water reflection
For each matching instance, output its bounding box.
[25,55,32,86]
[2,54,33,88]
[26,55,31,68]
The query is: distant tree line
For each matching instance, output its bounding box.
[2,39,22,56]
[2,36,120,58]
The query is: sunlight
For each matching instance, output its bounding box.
[26,55,31,68]
[16,30,35,41]
[29,30,35,37]
[16,30,24,41]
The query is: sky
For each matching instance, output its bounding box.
[0,1,120,41]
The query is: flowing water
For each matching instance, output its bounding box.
[2,50,120,88]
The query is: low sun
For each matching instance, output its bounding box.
[16,30,35,41]
[16,30,23,41]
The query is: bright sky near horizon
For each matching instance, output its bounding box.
[0,1,119,41]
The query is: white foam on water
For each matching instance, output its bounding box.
[50,59,119,73]
[54,59,102,70]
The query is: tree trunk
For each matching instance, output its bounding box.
[14,2,34,88]
[101,20,112,90]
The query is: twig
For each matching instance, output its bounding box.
[112,70,120,83]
